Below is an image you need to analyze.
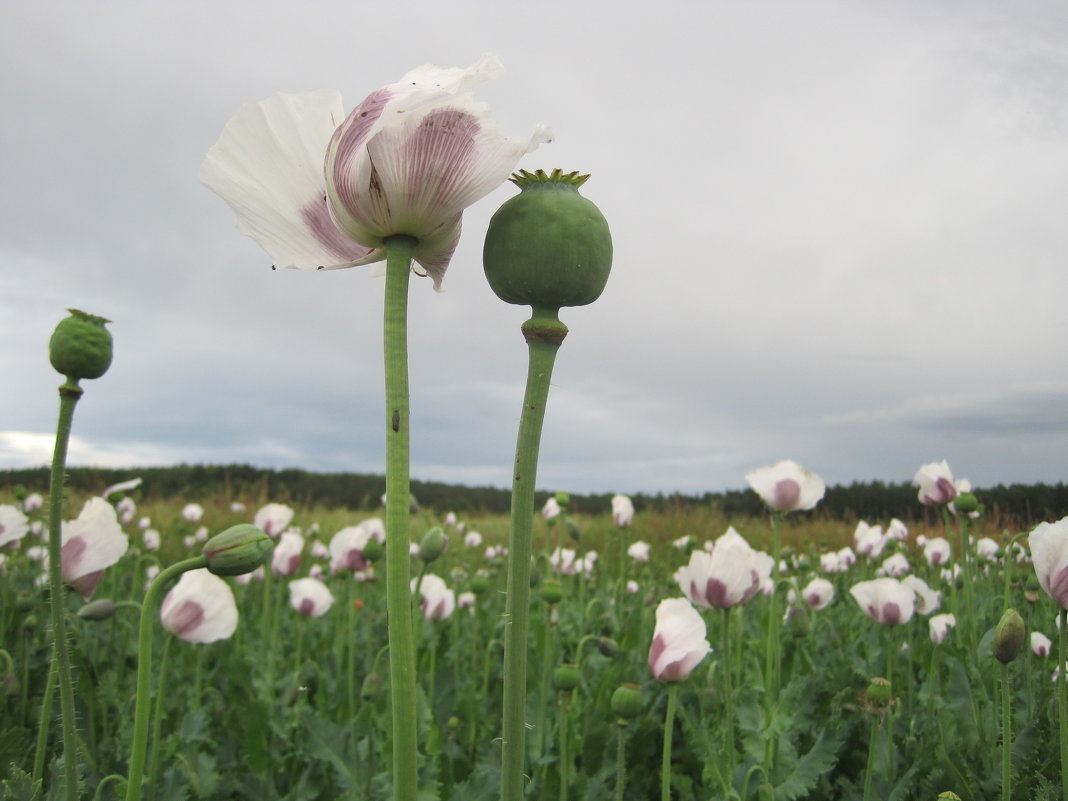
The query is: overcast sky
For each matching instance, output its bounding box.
[3,1,1068,497]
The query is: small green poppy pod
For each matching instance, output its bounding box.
[993,608,1026,664]
[609,683,642,719]
[553,663,581,692]
[49,309,113,380]
[483,169,612,309]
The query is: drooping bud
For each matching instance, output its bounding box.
[610,683,642,720]
[993,608,1026,664]
[418,527,448,563]
[597,636,619,657]
[49,309,113,381]
[203,524,273,576]
[483,169,612,310]
[553,663,581,692]
[77,598,117,621]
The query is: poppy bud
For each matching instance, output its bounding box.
[993,608,1026,664]
[361,538,383,563]
[49,309,113,381]
[954,492,979,514]
[77,598,117,621]
[540,580,564,605]
[361,672,383,700]
[483,169,612,310]
[610,683,642,720]
[469,574,490,595]
[203,524,273,576]
[565,516,581,543]
[597,636,619,657]
[553,663,581,692]
[418,527,447,563]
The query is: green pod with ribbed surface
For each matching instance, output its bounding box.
[483,169,612,309]
[49,309,113,380]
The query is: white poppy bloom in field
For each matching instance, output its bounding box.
[464,531,483,548]
[850,577,915,626]
[746,460,825,513]
[1032,631,1052,658]
[60,498,129,600]
[914,461,958,506]
[542,497,561,520]
[674,531,772,609]
[289,577,334,618]
[853,522,886,559]
[879,552,910,578]
[611,495,635,527]
[924,537,952,567]
[627,540,651,563]
[200,54,549,290]
[929,613,956,644]
[412,573,455,621]
[800,577,835,610]
[254,503,295,538]
[161,569,238,643]
[885,518,908,541]
[272,531,305,576]
[329,519,384,573]
[975,537,1000,560]
[902,575,941,615]
[1029,517,1068,609]
[23,493,44,513]
[648,598,711,682]
[0,505,29,548]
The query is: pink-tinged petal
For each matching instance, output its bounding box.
[163,600,206,638]
[160,569,238,643]
[881,602,901,626]
[60,499,128,599]
[648,598,711,682]
[200,90,377,270]
[773,479,801,510]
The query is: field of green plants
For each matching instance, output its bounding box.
[3,481,1067,801]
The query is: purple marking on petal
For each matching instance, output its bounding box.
[649,634,667,675]
[299,194,376,261]
[298,598,316,617]
[342,549,367,572]
[1048,564,1068,608]
[167,600,206,638]
[704,577,731,608]
[61,537,87,582]
[806,592,821,608]
[882,602,901,625]
[69,569,105,601]
[329,88,392,220]
[398,108,481,215]
[773,479,801,510]
[934,477,957,504]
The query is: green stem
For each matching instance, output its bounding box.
[46,382,82,801]
[146,635,173,801]
[614,722,627,801]
[1001,660,1012,801]
[382,234,420,801]
[500,306,567,801]
[662,683,679,801]
[32,646,60,783]
[558,692,570,801]
[861,716,880,801]
[763,511,783,771]
[723,607,735,783]
[125,555,207,801]
[1059,608,1068,801]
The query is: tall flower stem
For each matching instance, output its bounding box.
[661,683,680,801]
[45,380,83,801]
[1059,608,1068,801]
[125,556,207,801]
[500,306,567,801]
[382,234,420,801]
[722,607,736,782]
[1000,659,1012,801]
[763,511,783,771]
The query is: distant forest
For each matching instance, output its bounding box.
[2,463,1067,529]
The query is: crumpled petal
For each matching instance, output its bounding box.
[199,89,380,270]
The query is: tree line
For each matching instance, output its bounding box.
[1,463,1065,528]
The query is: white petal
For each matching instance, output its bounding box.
[200,90,375,270]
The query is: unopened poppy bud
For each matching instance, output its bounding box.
[203,524,273,576]
[77,598,116,621]
[555,491,570,510]
[610,683,642,720]
[483,169,612,310]
[361,672,383,700]
[469,574,490,595]
[597,637,619,657]
[418,527,447,563]
[540,580,564,604]
[993,608,1026,664]
[553,663,581,692]
[49,309,113,381]
[954,492,979,514]
[362,538,383,563]
[566,517,581,543]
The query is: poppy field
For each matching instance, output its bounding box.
[3,475,1068,801]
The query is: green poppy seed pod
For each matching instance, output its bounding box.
[362,538,384,563]
[553,663,581,692]
[483,169,612,309]
[597,636,619,657]
[49,309,113,381]
[554,491,570,509]
[610,683,642,720]
[540,579,564,605]
[203,524,273,576]
[866,677,892,705]
[418,526,448,563]
[77,598,117,621]
[470,574,490,595]
[993,608,1026,664]
[954,492,979,514]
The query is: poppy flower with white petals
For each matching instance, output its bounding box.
[914,460,958,506]
[1029,516,1068,609]
[850,577,915,626]
[200,54,550,290]
[254,503,295,538]
[611,495,634,527]
[0,505,30,548]
[60,498,128,600]
[746,460,825,513]
[412,573,455,621]
[648,598,711,682]
[160,569,238,643]
[289,577,334,618]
